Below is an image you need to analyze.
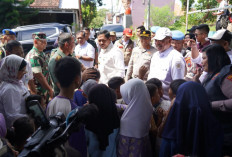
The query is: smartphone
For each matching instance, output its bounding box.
[26,100,49,128]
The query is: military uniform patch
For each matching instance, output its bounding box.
[175,61,182,69]
[55,55,62,61]
[226,74,232,81]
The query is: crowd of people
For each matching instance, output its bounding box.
[0,21,232,157]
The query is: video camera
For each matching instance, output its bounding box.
[18,100,98,157]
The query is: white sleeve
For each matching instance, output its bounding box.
[113,50,125,77]
[191,53,202,64]
[74,46,79,56]
[26,61,33,80]
[87,44,95,59]
[171,57,185,80]
[2,88,27,127]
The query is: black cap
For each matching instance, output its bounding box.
[140,30,151,37]
[196,24,210,33]
[187,26,197,32]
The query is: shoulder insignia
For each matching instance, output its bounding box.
[185,57,192,67]
[175,61,182,69]
[226,74,232,81]
[212,73,220,80]
[55,55,62,61]
[0,50,2,55]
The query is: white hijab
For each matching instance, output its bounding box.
[0,54,24,84]
[120,78,153,138]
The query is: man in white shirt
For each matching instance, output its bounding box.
[97,30,125,84]
[75,31,95,68]
[213,0,228,30]
[148,27,185,100]
[90,27,95,39]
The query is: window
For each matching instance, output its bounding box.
[21,29,40,40]
[41,28,56,37]
[101,25,124,32]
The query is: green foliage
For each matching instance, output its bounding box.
[180,0,195,10]
[0,0,37,30]
[82,0,103,27]
[146,5,175,27]
[89,8,109,28]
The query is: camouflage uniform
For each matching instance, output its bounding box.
[48,48,66,96]
[25,47,52,97]
[0,44,6,61]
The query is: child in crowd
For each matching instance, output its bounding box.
[46,57,85,157]
[108,77,126,117]
[146,83,161,157]
[73,68,100,107]
[6,117,35,153]
[118,78,153,157]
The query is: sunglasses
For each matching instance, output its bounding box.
[33,33,46,39]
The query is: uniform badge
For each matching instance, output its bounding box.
[226,74,232,81]
[55,55,62,61]
[175,62,182,69]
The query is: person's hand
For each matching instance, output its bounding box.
[187,39,197,48]
[82,68,98,82]
[138,66,148,80]
[48,88,54,100]
[193,67,203,83]
[76,55,81,59]
[157,107,165,119]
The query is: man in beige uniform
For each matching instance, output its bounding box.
[125,30,157,81]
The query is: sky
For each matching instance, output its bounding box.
[98,0,182,10]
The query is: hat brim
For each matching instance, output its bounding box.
[125,34,132,37]
[154,35,166,40]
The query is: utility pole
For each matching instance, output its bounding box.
[79,0,83,30]
[185,0,189,33]
[147,0,151,29]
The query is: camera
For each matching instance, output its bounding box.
[19,101,98,157]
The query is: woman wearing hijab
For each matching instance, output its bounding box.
[0,54,30,128]
[85,84,120,157]
[160,81,223,157]
[118,78,153,157]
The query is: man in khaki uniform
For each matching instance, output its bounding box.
[114,28,135,67]
[25,32,53,101]
[125,30,157,81]
[135,25,145,48]
[48,33,76,96]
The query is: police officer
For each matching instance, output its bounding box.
[148,27,185,100]
[0,29,16,60]
[25,32,53,102]
[171,30,185,56]
[48,32,76,96]
[125,30,157,81]
[114,28,135,67]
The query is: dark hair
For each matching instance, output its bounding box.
[87,68,100,81]
[83,27,90,32]
[221,30,232,43]
[58,33,72,48]
[196,24,210,34]
[108,77,125,90]
[137,25,145,31]
[202,44,231,73]
[6,117,34,151]
[97,30,110,39]
[76,30,85,38]
[170,79,186,95]
[146,78,162,88]
[55,57,81,88]
[185,33,196,41]
[5,40,21,53]
[146,84,158,98]
[18,59,27,71]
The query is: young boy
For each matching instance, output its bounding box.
[108,77,125,104]
[46,57,86,157]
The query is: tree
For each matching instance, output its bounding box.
[180,0,195,10]
[81,0,103,27]
[147,5,175,27]
[0,0,37,30]
[89,8,109,28]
